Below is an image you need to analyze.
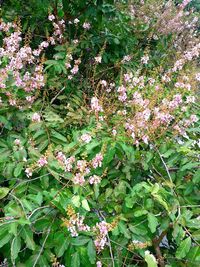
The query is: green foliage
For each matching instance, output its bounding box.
[0,0,200,267]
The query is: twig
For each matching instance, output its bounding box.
[32,226,51,267]
[155,146,173,185]
[10,173,50,193]
[50,86,65,104]
[28,205,50,220]
[98,211,115,267]
[9,193,28,220]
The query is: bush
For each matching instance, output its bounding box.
[0,1,199,266]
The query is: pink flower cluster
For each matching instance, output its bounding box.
[110,70,197,145]
[37,156,48,167]
[91,97,103,112]
[93,221,110,253]
[89,175,101,185]
[66,213,90,237]
[0,20,51,108]
[55,150,103,186]
[80,133,92,143]
[92,153,103,169]
[56,152,75,172]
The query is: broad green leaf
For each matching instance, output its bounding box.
[71,252,80,267]
[0,226,12,248]
[176,237,191,259]
[187,246,200,262]
[148,213,159,233]
[145,251,158,267]
[21,226,35,250]
[14,162,24,177]
[71,236,90,246]
[0,187,9,199]
[87,240,96,264]
[72,195,81,208]
[82,199,90,211]
[55,236,69,257]
[11,236,21,263]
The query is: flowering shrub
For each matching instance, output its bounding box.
[0,1,200,267]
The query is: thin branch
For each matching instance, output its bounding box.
[32,226,51,267]
[155,146,173,185]
[50,86,65,104]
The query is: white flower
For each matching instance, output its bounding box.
[14,139,21,146]
[95,56,102,63]
[74,18,80,24]
[141,55,149,64]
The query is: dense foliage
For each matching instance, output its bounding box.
[0,0,199,266]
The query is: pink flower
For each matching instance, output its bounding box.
[89,175,101,185]
[65,156,75,172]
[77,160,87,172]
[80,133,92,143]
[73,173,85,186]
[83,22,91,30]
[91,97,103,112]
[186,96,195,103]
[48,14,55,21]
[92,153,103,169]
[70,65,79,75]
[37,156,48,167]
[122,55,131,62]
[96,261,102,267]
[32,113,41,122]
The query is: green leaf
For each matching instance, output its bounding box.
[21,226,35,250]
[176,237,191,259]
[87,240,96,264]
[14,162,24,177]
[148,213,159,233]
[145,251,158,267]
[55,234,69,257]
[0,226,12,248]
[11,236,21,263]
[0,187,9,199]
[180,162,199,172]
[71,236,90,246]
[82,199,90,211]
[187,246,200,262]
[72,195,81,208]
[71,252,80,267]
